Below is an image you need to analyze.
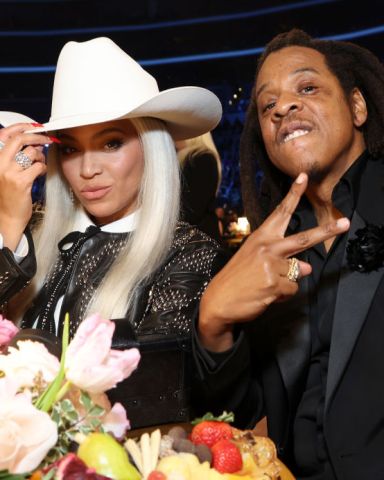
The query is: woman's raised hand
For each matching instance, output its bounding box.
[198,173,350,352]
[0,123,53,251]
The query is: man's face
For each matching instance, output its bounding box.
[255,46,367,182]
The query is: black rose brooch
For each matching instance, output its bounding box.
[347,224,384,273]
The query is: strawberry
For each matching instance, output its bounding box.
[148,471,167,480]
[191,420,233,448]
[190,411,234,448]
[211,439,243,474]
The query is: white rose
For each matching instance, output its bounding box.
[0,378,58,473]
[0,340,60,389]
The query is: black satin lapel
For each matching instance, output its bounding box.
[275,253,311,406]
[325,210,384,410]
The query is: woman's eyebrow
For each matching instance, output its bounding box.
[57,127,127,142]
[92,127,127,139]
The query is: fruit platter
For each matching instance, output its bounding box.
[24,415,295,480]
[0,315,295,479]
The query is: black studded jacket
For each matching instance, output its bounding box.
[0,222,227,428]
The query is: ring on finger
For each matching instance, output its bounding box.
[15,151,33,170]
[0,140,5,150]
[287,257,300,282]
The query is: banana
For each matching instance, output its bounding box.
[125,438,143,475]
[125,428,161,479]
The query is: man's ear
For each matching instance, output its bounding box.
[351,88,367,128]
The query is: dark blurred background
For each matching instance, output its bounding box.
[1,0,383,209]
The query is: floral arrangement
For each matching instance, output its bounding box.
[0,313,140,477]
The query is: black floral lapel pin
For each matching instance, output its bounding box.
[346,224,384,273]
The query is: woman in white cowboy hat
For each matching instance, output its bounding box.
[0,37,225,427]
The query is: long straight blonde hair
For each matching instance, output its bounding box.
[10,117,180,321]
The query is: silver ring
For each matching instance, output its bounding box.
[0,140,5,150]
[15,151,33,170]
[287,257,300,282]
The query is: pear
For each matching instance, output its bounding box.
[78,432,141,480]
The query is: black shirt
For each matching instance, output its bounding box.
[292,151,369,479]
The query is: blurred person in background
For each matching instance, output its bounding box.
[176,132,222,242]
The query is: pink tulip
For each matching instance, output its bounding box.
[65,314,140,394]
[0,315,18,347]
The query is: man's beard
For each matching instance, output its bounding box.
[304,160,328,184]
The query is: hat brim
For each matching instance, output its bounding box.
[0,111,37,127]
[22,86,222,140]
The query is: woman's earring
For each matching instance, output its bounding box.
[69,188,74,203]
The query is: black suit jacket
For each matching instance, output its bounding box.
[193,155,384,479]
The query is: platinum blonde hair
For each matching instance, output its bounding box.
[11,117,180,321]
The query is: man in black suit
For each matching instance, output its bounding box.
[193,29,384,479]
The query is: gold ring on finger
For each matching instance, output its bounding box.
[287,257,300,282]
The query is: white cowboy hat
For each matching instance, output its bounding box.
[0,37,222,140]
[0,111,36,126]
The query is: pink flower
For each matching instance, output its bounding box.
[65,389,129,438]
[0,377,58,473]
[65,314,140,394]
[0,315,18,347]
[102,402,130,439]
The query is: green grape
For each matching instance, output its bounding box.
[78,432,141,480]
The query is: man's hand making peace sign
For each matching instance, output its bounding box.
[198,173,350,352]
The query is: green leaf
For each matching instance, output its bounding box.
[88,405,105,417]
[51,408,61,425]
[0,471,29,480]
[65,410,80,422]
[89,418,102,429]
[191,410,235,425]
[78,425,93,435]
[60,398,75,413]
[80,390,92,410]
[41,469,56,480]
[35,314,70,412]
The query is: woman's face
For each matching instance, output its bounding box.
[58,119,144,225]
